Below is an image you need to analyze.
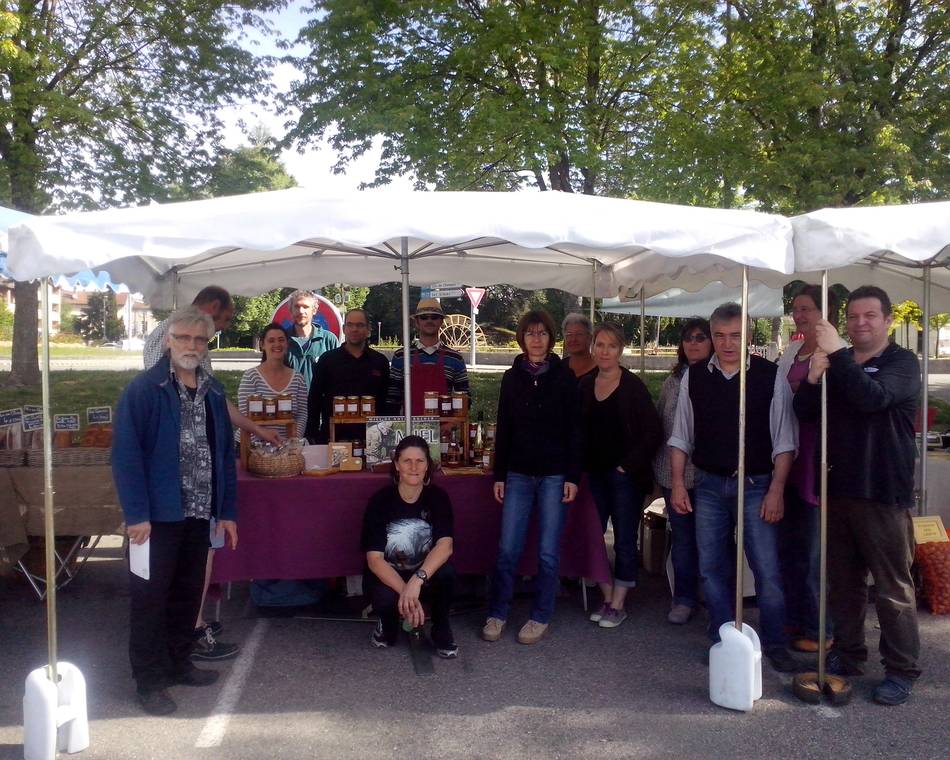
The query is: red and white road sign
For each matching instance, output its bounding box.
[465,287,486,310]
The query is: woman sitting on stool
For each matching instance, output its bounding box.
[360,435,457,658]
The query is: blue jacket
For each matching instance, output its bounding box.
[112,356,237,525]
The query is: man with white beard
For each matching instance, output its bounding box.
[113,305,238,715]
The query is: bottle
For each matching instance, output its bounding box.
[447,427,462,467]
[440,432,449,462]
[468,421,479,464]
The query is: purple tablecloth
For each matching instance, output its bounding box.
[212,469,611,584]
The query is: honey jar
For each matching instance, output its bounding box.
[247,394,265,420]
[346,395,359,417]
[423,391,440,414]
[264,397,277,419]
[360,396,375,416]
[333,395,346,418]
[276,393,293,418]
[451,391,468,417]
[439,394,452,416]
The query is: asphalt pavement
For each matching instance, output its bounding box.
[1,529,949,760]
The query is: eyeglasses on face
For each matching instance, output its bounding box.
[683,334,709,344]
[168,333,209,347]
[525,330,549,339]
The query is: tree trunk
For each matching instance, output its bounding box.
[8,280,40,387]
[771,316,783,350]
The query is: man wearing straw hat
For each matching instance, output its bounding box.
[114,305,238,715]
[795,285,921,706]
[669,302,800,673]
[386,298,470,414]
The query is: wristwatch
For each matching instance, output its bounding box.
[414,568,429,584]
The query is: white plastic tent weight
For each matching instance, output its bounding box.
[23,662,89,759]
[709,622,762,712]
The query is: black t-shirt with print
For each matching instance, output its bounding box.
[360,484,454,571]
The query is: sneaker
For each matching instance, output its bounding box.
[764,646,801,673]
[517,620,548,645]
[790,636,834,653]
[825,651,864,677]
[872,676,912,706]
[137,688,177,716]
[371,620,394,649]
[168,667,219,687]
[191,627,240,661]
[194,621,224,639]
[667,604,693,625]
[589,602,611,623]
[598,607,628,628]
[431,623,458,659]
[481,617,506,642]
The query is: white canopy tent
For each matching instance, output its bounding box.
[6,188,794,308]
[602,281,784,319]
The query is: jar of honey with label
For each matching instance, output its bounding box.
[346,395,359,417]
[360,396,375,417]
[423,391,440,415]
[333,396,346,418]
[276,393,293,419]
[439,394,452,416]
[264,396,277,419]
[451,391,468,417]
[247,394,265,420]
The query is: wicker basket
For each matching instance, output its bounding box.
[247,450,304,478]
[26,447,112,467]
[0,449,26,467]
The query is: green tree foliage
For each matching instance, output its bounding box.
[363,283,422,344]
[227,289,287,347]
[0,302,13,340]
[1,1,283,386]
[77,292,125,342]
[205,145,297,199]
[707,1,950,213]
[321,284,370,315]
[287,0,713,194]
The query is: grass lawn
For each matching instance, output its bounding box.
[0,344,144,359]
[0,368,671,423]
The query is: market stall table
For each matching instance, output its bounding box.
[212,468,612,585]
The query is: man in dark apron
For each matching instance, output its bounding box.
[386,299,470,415]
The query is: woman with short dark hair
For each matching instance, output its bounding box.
[653,318,712,624]
[361,435,457,658]
[482,309,582,646]
[580,322,662,628]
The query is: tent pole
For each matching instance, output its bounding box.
[920,265,931,516]
[639,286,645,374]
[40,277,58,683]
[817,270,830,686]
[401,237,412,433]
[589,261,596,324]
[735,265,749,631]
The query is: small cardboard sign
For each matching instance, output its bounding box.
[21,413,44,432]
[913,515,949,544]
[87,406,112,425]
[0,407,23,427]
[23,404,42,415]
[53,414,81,432]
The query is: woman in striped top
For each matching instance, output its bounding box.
[237,323,308,444]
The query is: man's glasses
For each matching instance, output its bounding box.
[168,333,209,347]
[417,315,442,322]
[683,334,709,344]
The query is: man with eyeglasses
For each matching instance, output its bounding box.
[143,285,275,663]
[306,308,390,443]
[386,298,470,414]
[668,301,800,673]
[113,305,238,716]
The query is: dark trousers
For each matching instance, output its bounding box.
[129,518,210,692]
[779,486,830,639]
[588,469,644,588]
[367,564,455,645]
[827,497,921,680]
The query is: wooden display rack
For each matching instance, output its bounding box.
[328,415,369,443]
[240,417,295,469]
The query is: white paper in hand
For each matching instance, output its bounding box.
[129,539,150,580]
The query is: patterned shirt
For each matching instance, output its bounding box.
[386,340,470,412]
[172,367,214,520]
[144,319,214,374]
[236,367,309,444]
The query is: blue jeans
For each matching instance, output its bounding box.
[588,469,643,587]
[489,472,568,625]
[694,469,787,649]
[662,486,700,608]
[779,486,831,639]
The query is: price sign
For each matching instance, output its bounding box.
[23,404,42,415]
[87,406,113,425]
[0,408,23,427]
[54,414,81,432]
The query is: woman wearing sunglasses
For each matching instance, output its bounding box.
[653,318,712,624]
[482,310,582,645]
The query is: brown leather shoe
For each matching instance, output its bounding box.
[517,620,548,645]
[790,636,834,653]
